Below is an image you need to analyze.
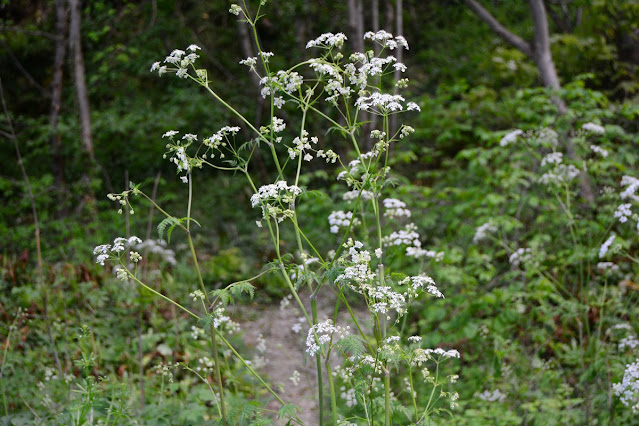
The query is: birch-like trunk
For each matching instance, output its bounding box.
[50,0,68,198]
[69,0,95,163]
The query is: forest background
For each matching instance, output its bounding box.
[1,0,639,424]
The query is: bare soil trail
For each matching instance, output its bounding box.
[231,291,369,425]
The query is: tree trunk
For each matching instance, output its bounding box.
[50,0,68,208]
[529,0,567,114]
[347,0,364,54]
[69,0,95,164]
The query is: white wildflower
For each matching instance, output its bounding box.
[613,360,639,413]
[473,222,497,243]
[499,129,523,147]
[540,152,563,167]
[620,176,639,201]
[539,164,580,185]
[590,144,608,158]
[509,248,532,268]
[599,234,616,258]
[306,320,349,357]
[614,203,632,223]
[383,198,411,218]
[478,389,507,402]
[306,33,347,49]
[582,122,605,134]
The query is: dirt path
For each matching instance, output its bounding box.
[232,291,368,425]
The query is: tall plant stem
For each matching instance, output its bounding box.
[311,299,324,425]
[185,173,228,424]
[325,361,338,425]
[385,368,391,426]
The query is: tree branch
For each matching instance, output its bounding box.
[463,0,533,59]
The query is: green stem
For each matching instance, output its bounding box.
[408,367,418,420]
[385,367,391,426]
[127,272,198,319]
[325,361,338,425]
[185,173,228,424]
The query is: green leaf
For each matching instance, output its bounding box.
[335,335,366,357]
[277,403,299,421]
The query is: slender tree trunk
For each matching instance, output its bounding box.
[347,0,364,54]
[69,0,95,164]
[50,0,68,215]
[529,0,567,114]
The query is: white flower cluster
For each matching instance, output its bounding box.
[203,126,240,159]
[106,191,133,215]
[369,285,407,317]
[383,198,411,218]
[590,144,608,158]
[315,148,339,163]
[596,262,619,274]
[306,32,348,49]
[196,356,215,373]
[614,203,633,223]
[308,59,340,79]
[383,223,421,247]
[151,44,201,79]
[535,128,559,147]
[211,307,239,333]
[477,389,507,402]
[582,122,605,134]
[355,92,420,114]
[400,125,415,139]
[412,348,460,366]
[342,189,374,202]
[190,290,205,301]
[289,370,301,386]
[94,236,142,265]
[259,71,304,99]
[363,30,409,50]
[288,130,318,161]
[340,387,357,407]
[336,159,368,187]
[473,221,497,243]
[399,275,444,299]
[599,234,616,258]
[621,176,639,201]
[499,129,523,147]
[324,76,353,103]
[382,223,444,260]
[328,210,359,234]
[251,181,302,223]
[540,152,563,167]
[305,319,350,357]
[162,130,197,183]
[613,360,639,413]
[509,248,532,268]
[190,326,205,340]
[619,336,639,351]
[538,164,580,186]
[335,240,376,289]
